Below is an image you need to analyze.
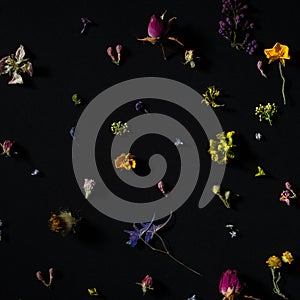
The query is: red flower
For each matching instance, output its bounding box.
[0,140,14,157]
[136,275,154,295]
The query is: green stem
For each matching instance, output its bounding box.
[140,237,203,277]
[278,61,287,105]
[271,268,288,299]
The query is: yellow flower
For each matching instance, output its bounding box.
[266,255,282,269]
[114,153,136,170]
[264,42,290,67]
[282,251,294,264]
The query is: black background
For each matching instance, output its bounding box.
[1,0,300,299]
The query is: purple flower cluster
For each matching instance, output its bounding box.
[219,0,258,55]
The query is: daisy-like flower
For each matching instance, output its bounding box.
[282,251,294,264]
[266,255,282,269]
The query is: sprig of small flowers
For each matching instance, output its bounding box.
[255,103,277,125]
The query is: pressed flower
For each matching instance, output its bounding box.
[137,10,184,60]
[255,132,263,141]
[255,103,277,125]
[72,93,81,105]
[0,140,15,157]
[257,60,267,78]
[266,255,282,269]
[36,268,54,288]
[157,180,168,196]
[202,85,224,108]
[136,275,154,295]
[83,178,96,199]
[114,153,136,170]
[183,49,199,68]
[31,169,40,176]
[219,269,242,299]
[0,44,33,84]
[88,288,99,296]
[48,209,79,236]
[212,185,231,208]
[280,181,297,206]
[266,254,289,299]
[124,214,202,277]
[107,44,123,65]
[135,100,148,113]
[111,121,129,135]
[115,44,122,63]
[174,137,183,146]
[264,42,290,105]
[81,17,92,34]
[282,251,294,264]
[254,166,266,177]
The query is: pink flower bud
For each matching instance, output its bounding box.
[106,47,116,62]
[116,44,122,62]
[36,271,43,281]
[147,14,166,38]
[285,182,292,190]
[219,269,242,296]
[257,60,267,78]
[157,180,167,196]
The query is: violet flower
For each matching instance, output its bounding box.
[81,17,92,34]
[219,269,242,299]
[219,0,258,55]
[257,61,267,78]
[137,10,184,60]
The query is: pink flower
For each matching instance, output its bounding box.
[83,178,96,199]
[116,44,122,62]
[148,14,166,38]
[219,269,242,299]
[257,61,267,78]
[137,275,154,295]
[158,180,168,196]
[280,181,297,206]
[1,140,14,157]
[49,268,54,286]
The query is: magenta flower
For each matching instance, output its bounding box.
[136,275,154,295]
[137,10,184,60]
[219,269,242,299]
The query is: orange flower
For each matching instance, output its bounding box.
[264,42,290,66]
[114,153,136,170]
[48,214,65,233]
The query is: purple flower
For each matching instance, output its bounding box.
[135,100,148,113]
[124,221,153,247]
[148,14,166,38]
[219,269,242,298]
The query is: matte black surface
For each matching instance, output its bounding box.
[1,1,300,299]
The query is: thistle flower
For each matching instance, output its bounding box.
[0,44,33,84]
[137,10,184,60]
[136,275,154,295]
[48,209,79,236]
[83,178,96,199]
[219,0,258,55]
[219,269,242,299]
[255,103,277,125]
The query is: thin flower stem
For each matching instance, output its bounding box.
[160,43,167,61]
[140,237,203,277]
[270,268,288,299]
[278,61,287,105]
[154,233,169,252]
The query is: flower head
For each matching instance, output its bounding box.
[136,275,154,295]
[282,251,294,264]
[219,269,242,299]
[83,178,96,199]
[114,153,136,170]
[264,42,290,67]
[48,210,79,236]
[280,181,296,206]
[255,102,277,125]
[0,140,15,157]
[184,49,199,68]
[266,255,282,269]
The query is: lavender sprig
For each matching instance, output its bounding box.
[219,0,258,55]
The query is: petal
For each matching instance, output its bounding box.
[15,45,25,61]
[8,72,23,84]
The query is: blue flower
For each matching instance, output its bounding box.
[124,222,153,247]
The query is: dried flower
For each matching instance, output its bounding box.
[219,269,242,299]
[0,140,15,157]
[280,181,297,206]
[48,209,79,236]
[266,252,293,299]
[83,178,96,199]
[219,0,258,55]
[135,100,148,113]
[0,44,33,84]
[225,224,239,238]
[187,295,196,300]
[111,121,129,135]
[72,93,81,105]
[202,85,224,108]
[81,17,92,34]
[183,50,199,68]
[88,288,99,296]
[31,169,40,176]
[257,61,267,78]
[208,131,235,164]
[114,153,136,170]
[157,180,168,196]
[137,10,184,60]
[116,44,122,63]
[212,185,231,208]
[136,275,154,295]
[255,103,277,125]
[70,127,76,139]
[106,44,123,65]
[36,268,54,288]
[124,213,202,277]
[174,137,183,146]
[264,42,290,105]
[254,166,266,177]
[254,132,263,141]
